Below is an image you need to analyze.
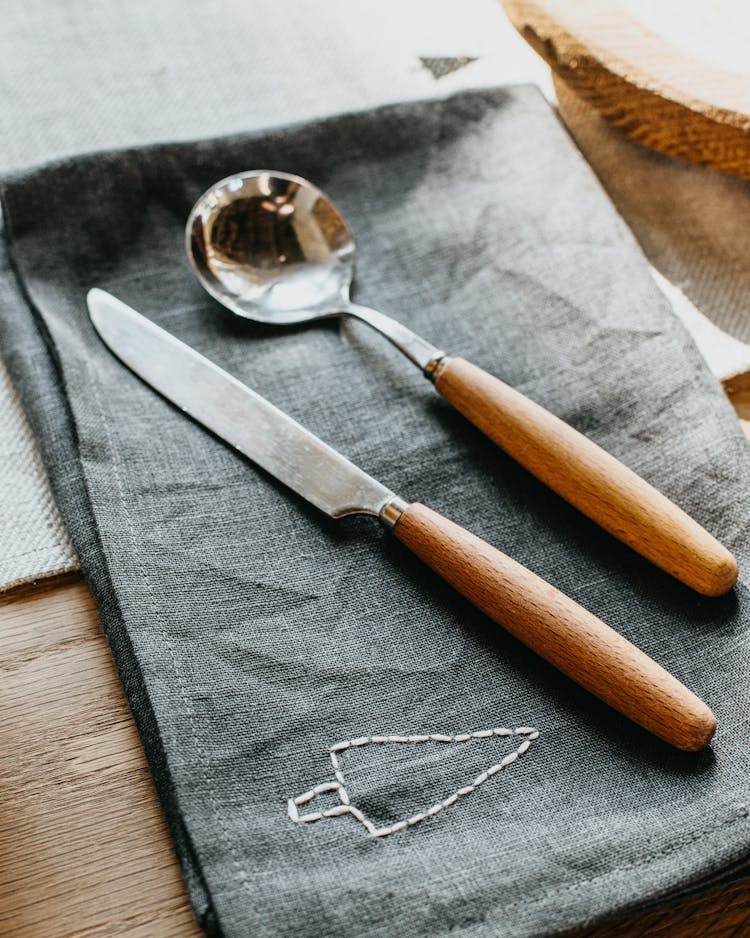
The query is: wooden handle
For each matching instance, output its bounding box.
[393,503,716,751]
[434,357,737,596]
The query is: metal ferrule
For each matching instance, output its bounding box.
[380,496,409,529]
[424,354,448,383]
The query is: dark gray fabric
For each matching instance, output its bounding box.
[3,87,750,937]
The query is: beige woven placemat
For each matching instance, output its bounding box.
[0,359,77,591]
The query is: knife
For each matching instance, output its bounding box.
[87,288,716,751]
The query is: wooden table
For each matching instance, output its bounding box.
[0,578,201,938]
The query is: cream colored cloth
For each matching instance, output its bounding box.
[0,361,76,589]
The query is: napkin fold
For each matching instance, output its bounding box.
[2,87,750,937]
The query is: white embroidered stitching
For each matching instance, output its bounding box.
[287,726,539,838]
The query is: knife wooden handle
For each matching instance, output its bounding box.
[433,357,737,596]
[392,502,716,751]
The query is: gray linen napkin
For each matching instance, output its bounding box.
[3,87,750,937]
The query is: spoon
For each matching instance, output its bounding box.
[185,169,737,596]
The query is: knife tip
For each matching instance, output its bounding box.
[86,286,106,308]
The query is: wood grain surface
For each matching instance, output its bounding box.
[0,577,201,938]
[435,357,737,596]
[500,0,750,179]
[393,501,715,751]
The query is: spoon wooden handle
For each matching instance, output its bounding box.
[392,502,716,751]
[433,357,737,596]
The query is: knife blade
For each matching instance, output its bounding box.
[87,288,716,752]
[87,289,394,520]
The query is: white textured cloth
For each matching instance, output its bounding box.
[0,0,550,592]
[0,361,76,589]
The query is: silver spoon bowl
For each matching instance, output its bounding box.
[186,170,444,371]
